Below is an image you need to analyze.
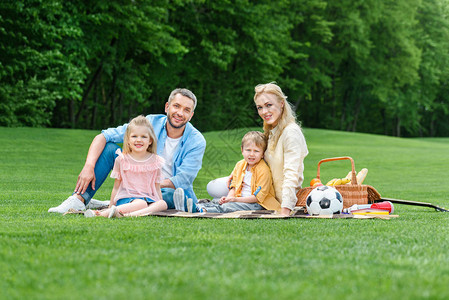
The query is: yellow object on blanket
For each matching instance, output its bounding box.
[351,208,389,215]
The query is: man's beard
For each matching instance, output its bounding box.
[167,113,187,129]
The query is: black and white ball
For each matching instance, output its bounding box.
[306,185,343,216]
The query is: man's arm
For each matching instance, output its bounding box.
[74,133,107,195]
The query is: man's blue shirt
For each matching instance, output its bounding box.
[101,114,206,201]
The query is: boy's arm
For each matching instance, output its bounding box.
[230,195,258,203]
[220,188,257,204]
[219,188,235,204]
[109,179,121,207]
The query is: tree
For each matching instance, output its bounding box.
[52,0,187,129]
[0,0,86,126]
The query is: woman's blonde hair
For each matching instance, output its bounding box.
[254,82,299,151]
[122,115,157,154]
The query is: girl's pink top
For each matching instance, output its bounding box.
[110,149,165,202]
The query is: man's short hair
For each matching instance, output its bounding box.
[168,88,197,110]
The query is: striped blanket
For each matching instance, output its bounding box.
[65,208,398,219]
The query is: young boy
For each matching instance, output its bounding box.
[197,131,281,213]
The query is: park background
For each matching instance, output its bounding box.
[2,0,449,137]
[2,1,449,299]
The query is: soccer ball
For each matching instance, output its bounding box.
[306,185,343,216]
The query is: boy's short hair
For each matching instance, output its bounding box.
[241,131,267,151]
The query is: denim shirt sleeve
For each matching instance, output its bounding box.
[101,123,129,143]
[169,131,206,190]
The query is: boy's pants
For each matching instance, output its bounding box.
[198,199,263,213]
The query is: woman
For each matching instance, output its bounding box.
[207,82,308,216]
[253,83,308,216]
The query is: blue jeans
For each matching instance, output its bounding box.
[161,187,197,211]
[78,143,120,205]
[197,199,263,213]
[79,142,193,210]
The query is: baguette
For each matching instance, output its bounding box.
[356,168,368,184]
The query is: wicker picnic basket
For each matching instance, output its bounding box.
[296,156,382,209]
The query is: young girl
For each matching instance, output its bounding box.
[84,115,167,218]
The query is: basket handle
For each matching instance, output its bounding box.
[316,156,358,185]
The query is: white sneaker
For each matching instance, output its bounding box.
[108,205,123,219]
[173,188,185,211]
[48,195,86,213]
[84,209,97,218]
[186,198,194,213]
[86,199,110,210]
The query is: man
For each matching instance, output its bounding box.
[48,88,206,213]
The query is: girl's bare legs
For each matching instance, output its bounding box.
[115,199,149,214]
[125,200,168,217]
[96,199,149,217]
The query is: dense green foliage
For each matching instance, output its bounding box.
[2,126,449,299]
[1,0,449,136]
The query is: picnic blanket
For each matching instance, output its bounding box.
[65,208,398,219]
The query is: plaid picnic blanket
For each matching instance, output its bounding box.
[65,208,398,219]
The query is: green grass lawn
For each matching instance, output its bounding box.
[1,126,449,300]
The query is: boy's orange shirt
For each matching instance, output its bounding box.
[230,159,281,211]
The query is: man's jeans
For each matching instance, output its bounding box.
[79,142,180,209]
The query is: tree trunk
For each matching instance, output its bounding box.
[119,92,123,124]
[396,117,401,137]
[351,98,362,132]
[76,38,116,126]
[381,109,388,135]
[430,117,435,137]
[109,69,117,125]
[68,99,75,128]
[75,64,103,125]
[101,80,107,128]
[340,90,349,131]
[90,78,99,129]
[293,95,301,112]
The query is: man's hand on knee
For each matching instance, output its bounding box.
[75,164,96,195]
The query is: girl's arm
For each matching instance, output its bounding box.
[109,179,121,208]
[155,183,163,201]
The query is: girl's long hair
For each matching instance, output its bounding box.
[122,115,157,154]
[254,82,299,152]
